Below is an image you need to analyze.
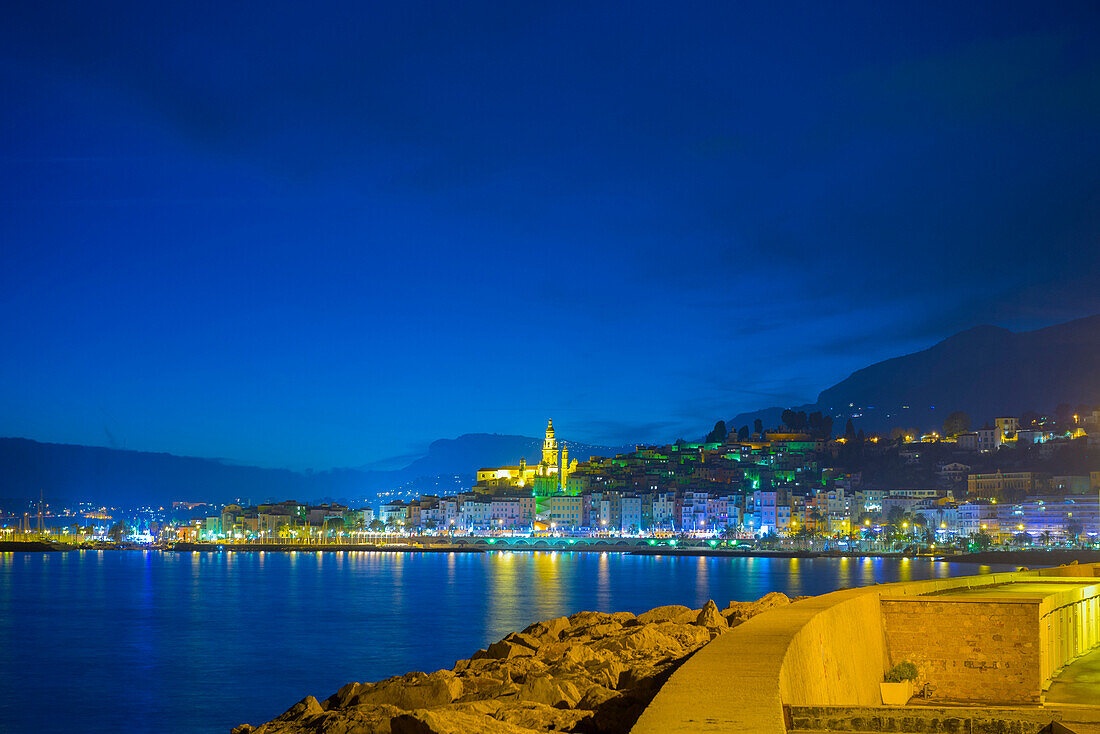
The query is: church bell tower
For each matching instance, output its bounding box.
[542,419,558,468]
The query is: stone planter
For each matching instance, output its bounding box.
[880,680,914,705]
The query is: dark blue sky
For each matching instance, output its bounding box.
[2,2,1099,470]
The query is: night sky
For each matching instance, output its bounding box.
[2,2,1099,470]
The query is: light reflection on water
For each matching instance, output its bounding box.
[0,550,1016,734]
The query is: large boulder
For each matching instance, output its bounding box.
[636,604,695,625]
[583,658,626,689]
[567,610,613,627]
[390,709,541,734]
[576,684,620,711]
[516,675,583,708]
[323,682,365,710]
[695,600,727,630]
[275,696,323,722]
[495,701,592,732]
[608,611,636,625]
[723,591,791,624]
[522,616,571,641]
[560,644,607,666]
[565,621,621,641]
[485,639,537,660]
[504,632,541,650]
[594,625,684,659]
[455,674,519,702]
[353,672,463,709]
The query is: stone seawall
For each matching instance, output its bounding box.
[882,598,1041,703]
[232,593,795,734]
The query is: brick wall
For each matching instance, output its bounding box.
[881,599,1041,703]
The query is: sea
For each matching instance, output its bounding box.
[0,550,1016,733]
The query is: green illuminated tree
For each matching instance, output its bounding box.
[108,522,129,543]
[368,519,385,532]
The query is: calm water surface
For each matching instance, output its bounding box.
[0,550,1015,733]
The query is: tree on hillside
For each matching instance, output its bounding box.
[821,416,834,439]
[705,420,728,443]
[844,419,856,441]
[737,425,750,441]
[781,409,808,432]
[943,411,971,437]
[753,418,763,436]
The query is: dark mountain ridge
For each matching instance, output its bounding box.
[731,314,1100,435]
[0,433,633,508]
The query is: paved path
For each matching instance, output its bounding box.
[1047,647,1100,706]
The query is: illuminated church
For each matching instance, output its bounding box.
[474,420,577,494]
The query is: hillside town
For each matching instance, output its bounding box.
[153,407,1100,549]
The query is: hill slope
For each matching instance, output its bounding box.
[0,433,634,508]
[731,314,1100,434]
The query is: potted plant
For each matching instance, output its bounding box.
[880,661,918,705]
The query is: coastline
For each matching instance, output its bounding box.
[8,539,1099,565]
[234,593,794,734]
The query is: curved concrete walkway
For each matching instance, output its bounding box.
[631,563,1100,734]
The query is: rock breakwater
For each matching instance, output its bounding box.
[233,592,793,734]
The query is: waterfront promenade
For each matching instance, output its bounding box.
[632,562,1100,734]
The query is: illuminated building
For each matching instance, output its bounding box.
[474,420,579,495]
[995,416,1019,441]
[967,471,1049,499]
